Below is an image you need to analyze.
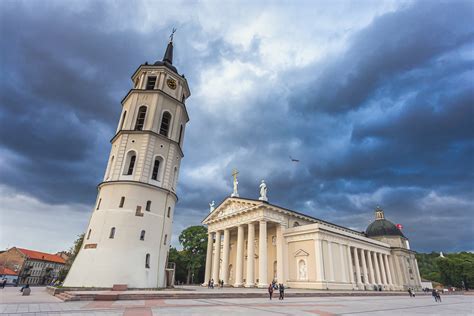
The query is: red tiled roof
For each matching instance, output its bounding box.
[16,248,66,264]
[0,267,18,275]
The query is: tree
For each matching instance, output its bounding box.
[416,252,474,289]
[168,247,187,284]
[58,233,84,282]
[178,225,208,284]
[436,252,474,289]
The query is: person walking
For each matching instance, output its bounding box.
[208,280,211,289]
[210,279,214,289]
[279,283,285,300]
[432,289,438,302]
[0,278,6,289]
[436,290,442,302]
[268,283,274,300]
[408,288,412,297]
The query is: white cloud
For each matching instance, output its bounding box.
[0,185,89,253]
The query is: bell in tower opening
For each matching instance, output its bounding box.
[64,33,190,288]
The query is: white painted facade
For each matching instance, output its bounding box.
[203,197,422,291]
[64,40,190,288]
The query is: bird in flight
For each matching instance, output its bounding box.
[289,156,300,162]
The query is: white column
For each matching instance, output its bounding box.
[338,243,347,282]
[327,241,335,282]
[367,250,375,285]
[353,247,362,287]
[346,245,354,284]
[203,232,213,285]
[245,222,255,287]
[212,230,221,283]
[258,220,268,288]
[392,254,402,287]
[234,225,244,287]
[373,252,381,284]
[222,229,230,285]
[360,249,369,286]
[384,254,393,286]
[378,253,387,285]
[315,239,325,282]
[276,224,284,283]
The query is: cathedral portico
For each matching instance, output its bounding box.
[202,178,422,291]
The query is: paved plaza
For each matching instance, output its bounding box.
[0,287,473,315]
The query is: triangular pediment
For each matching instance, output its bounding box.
[202,197,261,224]
[294,249,309,257]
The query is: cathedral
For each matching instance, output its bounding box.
[202,176,422,291]
[64,33,189,288]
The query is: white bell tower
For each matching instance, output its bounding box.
[64,34,190,288]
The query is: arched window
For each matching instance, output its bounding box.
[163,234,168,245]
[178,125,183,145]
[96,198,102,210]
[135,106,147,131]
[146,200,151,211]
[151,158,161,181]
[167,207,171,218]
[109,227,116,239]
[87,229,92,240]
[119,111,127,130]
[140,230,146,241]
[145,253,150,268]
[119,196,125,208]
[159,112,171,136]
[124,152,136,175]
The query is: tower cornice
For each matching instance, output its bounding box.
[110,130,184,158]
[97,180,178,201]
[120,89,190,123]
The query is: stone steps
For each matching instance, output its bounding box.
[53,290,435,302]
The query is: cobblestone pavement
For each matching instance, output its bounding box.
[1,287,472,315]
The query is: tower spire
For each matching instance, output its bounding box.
[163,28,176,64]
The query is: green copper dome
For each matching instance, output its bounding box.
[365,207,405,238]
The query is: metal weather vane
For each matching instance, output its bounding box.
[169,27,177,42]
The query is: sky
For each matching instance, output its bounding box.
[0,0,473,254]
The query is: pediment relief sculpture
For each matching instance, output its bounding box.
[294,249,310,257]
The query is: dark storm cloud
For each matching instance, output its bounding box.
[0,1,173,204]
[0,1,472,252]
[293,0,474,114]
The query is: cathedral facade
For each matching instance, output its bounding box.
[202,190,422,291]
[64,35,189,288]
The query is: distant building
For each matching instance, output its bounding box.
[0,247,66,285]
[0,267,19,285]
[421,279,433,289]
[55,251,71,262]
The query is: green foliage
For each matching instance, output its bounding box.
[58,233,84,282]
[165,226,209,284]
[416,252,474,289]
[178,225,208,284]
[168,247,188,283]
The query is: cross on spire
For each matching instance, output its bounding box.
[169,27,177,43]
